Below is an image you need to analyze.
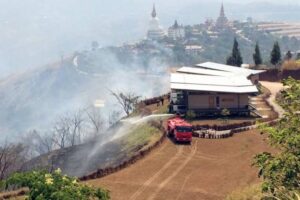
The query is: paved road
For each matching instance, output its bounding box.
[88,131,273,200]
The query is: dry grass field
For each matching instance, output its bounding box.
[87,130,273,200]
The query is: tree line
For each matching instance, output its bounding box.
[226,38,287,67]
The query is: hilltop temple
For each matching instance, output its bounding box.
[215,3,229,30]
[168,20,185,40]
[147,4,166,40]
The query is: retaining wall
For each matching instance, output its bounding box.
[259,69,300,82]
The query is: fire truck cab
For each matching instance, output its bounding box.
[167,117,193,144]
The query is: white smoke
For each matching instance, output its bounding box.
[0,39,172,144]
[75,113,173,176]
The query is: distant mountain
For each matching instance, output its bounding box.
[175,1,300,23]
[233,2,300,22]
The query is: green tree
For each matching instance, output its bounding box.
[254,77,300,199]
[253,42,263,66]
[186,110,196,120]
[285,50,293,61]
[5,169,110,200]
[226,38,243,67]
[270,41,282,66]
[221,108,230,124]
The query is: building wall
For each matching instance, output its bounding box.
[188,93,249,110]
[188,94,212,109]
[239,94,249,108]
[219,94,238,108]
[168,27,185,40]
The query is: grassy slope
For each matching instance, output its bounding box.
[225,184,263,200]
[119,123,163,159]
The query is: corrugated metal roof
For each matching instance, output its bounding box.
[171,83,259,93]
[177,66,234,77]
[171,73,253,87]
[195,62,265,76]
[171,62,262,94]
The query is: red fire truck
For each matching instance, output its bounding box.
[167,117,193,143]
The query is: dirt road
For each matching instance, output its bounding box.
[88,130,272,200]
[260,81,284,117]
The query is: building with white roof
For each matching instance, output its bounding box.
[185,45,203,56]
[170,62,265,116]
[195,62,265,76]
[168,20,185,40]
[177,66,234,77]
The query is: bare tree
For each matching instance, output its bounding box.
[23,130,54,156]
[52,110,86,149]
[108,110,122,127]
[68,110,85,146]
[0,142,27,180]
[39,133,55,154]
[18,110,85,159]
[53,116,70,149]
[86,107,105,137]
[111,91,140,116]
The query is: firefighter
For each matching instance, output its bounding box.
[169,100,174,113]
[160,97,164,105]
[156,99,160,107]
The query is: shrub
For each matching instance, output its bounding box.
[221,108,230,117]
[186,110,196,120]
[282,60,300,70]
[0,180,5,192]
[221,108,230,124]
[5,169,110,200]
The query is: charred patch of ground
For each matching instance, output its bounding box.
[21,120,164,178]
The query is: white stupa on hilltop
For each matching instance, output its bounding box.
[147,4,166,41]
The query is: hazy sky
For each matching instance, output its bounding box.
[227,0,297,3]
[0,0,299,78]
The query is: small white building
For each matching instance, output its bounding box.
[170,62,265,116]
[168,20,185,40]
[185,45,203,56]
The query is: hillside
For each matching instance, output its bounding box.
[0,61,99,142]
[77,25,300,72]
[0,60,169,143]
[21,119,164,178]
